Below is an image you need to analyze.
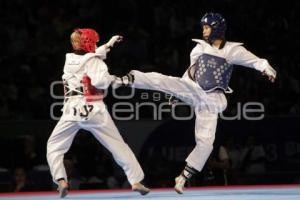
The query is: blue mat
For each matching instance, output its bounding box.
[1,186,300,200]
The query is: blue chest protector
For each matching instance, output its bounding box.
[194,53,233,92]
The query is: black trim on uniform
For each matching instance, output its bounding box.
[74,50,87,55]
[219,39,226,49]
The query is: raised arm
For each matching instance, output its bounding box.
[95,35,123,59]
[228,46,276,82]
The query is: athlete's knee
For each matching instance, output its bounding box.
[46,139,58,161]
[195,136,215,147]
[194,140,214,156]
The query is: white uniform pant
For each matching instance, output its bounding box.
[130,70,227,172]
[47,102,144,185]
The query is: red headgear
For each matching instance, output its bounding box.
[76,28,99,53]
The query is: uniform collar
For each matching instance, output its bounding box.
[74,50,87,55]
[192,39,226,49]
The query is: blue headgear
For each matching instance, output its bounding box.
[201,13,227,42]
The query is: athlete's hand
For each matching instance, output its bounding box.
[106,35,123,48]
[168,95,179,106]
[262,66,276,83]
[111,74,134,89]
[111,75,123,89]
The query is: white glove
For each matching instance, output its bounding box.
[262,66,276,83]
[106,35,123,48]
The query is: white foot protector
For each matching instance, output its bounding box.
[174,176,186,194]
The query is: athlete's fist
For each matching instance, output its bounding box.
[106,35,123,48]
[111,74,134,89]
[168,95,179,107]
[111,75,123,89]
[262,66,276,83]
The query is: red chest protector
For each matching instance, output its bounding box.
[82,74,104,102]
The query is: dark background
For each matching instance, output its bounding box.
[0,0,299,192]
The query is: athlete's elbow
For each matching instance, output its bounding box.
[92,80,111,90]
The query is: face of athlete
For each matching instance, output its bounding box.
[202,24,212,41]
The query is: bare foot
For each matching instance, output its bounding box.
[132,182,150,195]
[57,180,69,198]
